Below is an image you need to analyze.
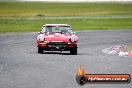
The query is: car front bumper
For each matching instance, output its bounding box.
[38,42,77,51]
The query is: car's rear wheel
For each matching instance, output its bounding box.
[70,47,77,55]
[38,46,43,53]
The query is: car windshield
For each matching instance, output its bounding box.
[45,26,72,34]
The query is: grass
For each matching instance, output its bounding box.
[0,2,132,17]
[0,2,132,33]
[0,18,132,33]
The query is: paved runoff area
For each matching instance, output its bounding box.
[0,30,132,88]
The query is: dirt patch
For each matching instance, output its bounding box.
[102,44,132,57]
[120,44,132,52]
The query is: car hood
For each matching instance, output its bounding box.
[44,33,72,42]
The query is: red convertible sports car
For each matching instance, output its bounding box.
[36,24,78,55]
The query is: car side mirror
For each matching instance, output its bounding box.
[70,32,76,35]
[38,31,43,34]
[73,32,76,34]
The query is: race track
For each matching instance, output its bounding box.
[0,30,132,88]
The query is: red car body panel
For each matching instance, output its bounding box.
[45,33,77,42]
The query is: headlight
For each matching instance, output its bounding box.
[70,37,77,42]
[37,34,45,41]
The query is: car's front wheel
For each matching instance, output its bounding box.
[38,46,43,53]
[70,47,77,55]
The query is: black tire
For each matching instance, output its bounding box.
[38,46,43,53]
[70,47,77,55]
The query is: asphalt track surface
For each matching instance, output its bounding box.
[0,30,132,88]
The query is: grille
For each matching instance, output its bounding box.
[48,42,68,46]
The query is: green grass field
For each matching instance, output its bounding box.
[0,2,132,33]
